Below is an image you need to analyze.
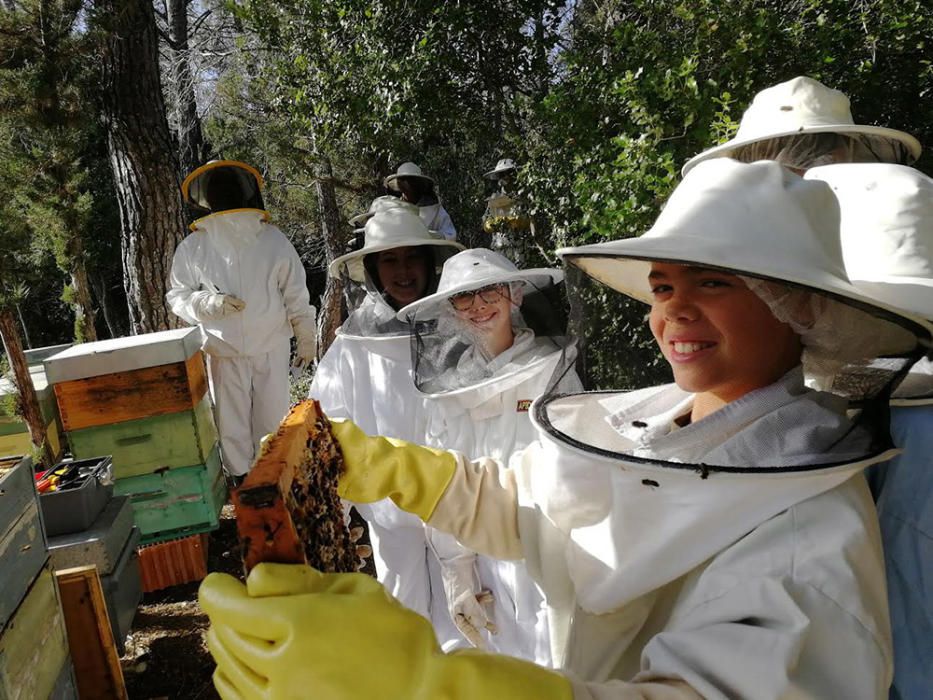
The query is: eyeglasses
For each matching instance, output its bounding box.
[448,284,509,311]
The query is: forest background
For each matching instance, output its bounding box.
[1,0,931,403]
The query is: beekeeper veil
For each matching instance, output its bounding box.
[550,159,932,464]
[397,249,569,395]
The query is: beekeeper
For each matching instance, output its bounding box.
[308,205,463,631]
[167,161,317,482]
[384,161,457,240]
[682,75,920,175]
[200,160,932,698]
[398,248,579,661]
[806,162,933,700]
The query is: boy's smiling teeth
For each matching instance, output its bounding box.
[673,341,715,354]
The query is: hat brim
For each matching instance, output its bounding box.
[557,235,932,356]
[850,279,933,321]
[483,167,517,179]
[682,124,922,175]
[396,268,564,320]
[384,173,436,191]
[328,237,464,281]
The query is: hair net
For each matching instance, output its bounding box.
[731,133,912,171]
[741,276,917,391]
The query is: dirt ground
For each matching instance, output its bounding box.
[120,505,241,700]
[120,503,374,699]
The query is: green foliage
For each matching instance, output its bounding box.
[0,0,123,339]
[515,0,933,389]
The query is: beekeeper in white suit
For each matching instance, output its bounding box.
[309,205,463,633]
[806,162,933,700]
[398,248,580,662]
[384,161,458,240]
[167,160,317,481]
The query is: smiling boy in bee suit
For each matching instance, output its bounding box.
[167,161,318,480]
[200,160,932,699]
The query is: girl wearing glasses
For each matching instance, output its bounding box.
[397,248,580,661]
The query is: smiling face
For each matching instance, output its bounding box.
[648,263,803,408]
[374,246,430,308]
[451,284,516,358]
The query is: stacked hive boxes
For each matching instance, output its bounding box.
[0,344,71,460]
[0,455,77,699]
[43,329,227,545]
[41,455,142,655]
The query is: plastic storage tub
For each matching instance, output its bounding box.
[38,456,114,537]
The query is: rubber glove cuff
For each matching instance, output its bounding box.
[330,418,457,522]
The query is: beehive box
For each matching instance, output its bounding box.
[67,394,217,479]
[0,456,49,630]
[0,564,70,700]
[48,495,135,575]
[45,328,207,432]
[0,362,63,459]
[115,446,226,544]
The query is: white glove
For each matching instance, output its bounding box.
[196,293,246,320]
[441,560,497,649]
[292,332,317,370]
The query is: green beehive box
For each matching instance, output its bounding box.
[0,564,70,700]
[0,363,64,459]
[67,395,217,479]
[115,445,226,544]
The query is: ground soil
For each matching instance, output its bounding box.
[121,505,241,700]
[120,504,374,699]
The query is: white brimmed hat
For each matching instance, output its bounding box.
[383,162,435,191]
[348,196,418,228]
[484,158,517,180]
[682,77,921,175]
[557,159,931,356]
[805,163,933,320]
[397,248,562,320]
[182,160,264,209]
[329,208,463,281]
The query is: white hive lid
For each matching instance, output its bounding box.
[43,327,205,384]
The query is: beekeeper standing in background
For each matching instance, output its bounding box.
[167,160,318,484]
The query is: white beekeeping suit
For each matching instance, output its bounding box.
[310,206,463,631]
[167,160,317,478]
[384,162,457,241]
[806,163,933,699]
[398,248,579,661]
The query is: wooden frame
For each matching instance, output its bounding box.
[233,400,357,574]
[55,566,127,700]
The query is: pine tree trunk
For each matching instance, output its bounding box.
[0,308,54,465]
[97,0,187,334]
[69,245,99,342]
[90,273,123,339]
[314,157,346,355]
[166,0,207,176]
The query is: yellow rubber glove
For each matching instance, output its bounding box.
[330,418,457,522]
[199,563,573,700]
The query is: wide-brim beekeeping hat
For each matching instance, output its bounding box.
[329,207,463,281]
[682,77,921,175]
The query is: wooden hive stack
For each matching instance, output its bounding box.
[0,344,70,461]
[0,455,78,698]
[234,400,359,574]
[43,329,226,547]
